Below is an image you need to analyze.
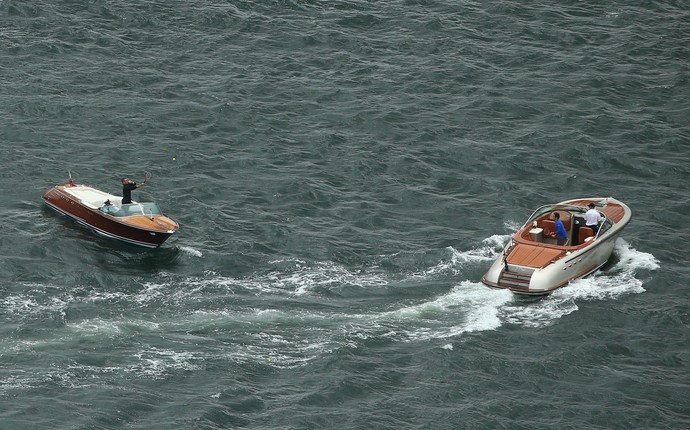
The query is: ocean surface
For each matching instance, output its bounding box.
[1,1,688,428]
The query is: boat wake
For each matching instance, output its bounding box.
[499,238,659,327]
[411,235,508,278]
[0,236,660,392]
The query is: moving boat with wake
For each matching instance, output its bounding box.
[43,174,179,248]
[481,197,631,295]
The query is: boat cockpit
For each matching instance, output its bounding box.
[521,204,612,247]
[99,202,163,218]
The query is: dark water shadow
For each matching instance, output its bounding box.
[511,293,550,305]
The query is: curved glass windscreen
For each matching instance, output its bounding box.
[99,202,162,217]
[597,216,614,237]
[524,204,586,227]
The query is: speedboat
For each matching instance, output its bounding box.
[43,179,179,248]
[481,197,631,295]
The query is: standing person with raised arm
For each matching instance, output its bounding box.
[121,173,150,204]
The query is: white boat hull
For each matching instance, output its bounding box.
[482,197,631,295]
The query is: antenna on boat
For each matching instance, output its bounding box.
[68,170,75,187]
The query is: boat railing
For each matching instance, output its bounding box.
[502,239,517,271]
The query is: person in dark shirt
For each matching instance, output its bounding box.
[121,177,146,204]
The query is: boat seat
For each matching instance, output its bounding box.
[579,227,594,244]
[541,219,556,238]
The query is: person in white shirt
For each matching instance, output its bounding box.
[584,202,604,234]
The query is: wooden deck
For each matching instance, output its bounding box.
[599,203,626,223]
[508,198,628,268]
[506,243,564,268]
[123,215,178,232]
[566,199,627,223]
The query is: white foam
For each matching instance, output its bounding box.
[500,297,579,328]
[500,238,658,327]
[414,238,508,279]
[134,281,169,303]
[393,237,660,335]
[560,238,657,299]
[68,318,123,336]
[175,260,390,298]
[611,238,660,272]
[0,372,43,395]
[128,347,201,378]
[180,246,203,257]
[1,292,68,323]
[368,281,512,342]
[2,295,40,315]
[84,290,129,303]
[266,261,388,296]
[268,257,307,265]
[504,220,523,232]
[486,232,514,249]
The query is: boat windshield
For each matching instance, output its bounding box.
[102,202,163,218]
[524,204,585,227]
[596,216,614,237]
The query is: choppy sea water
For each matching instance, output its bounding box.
[1,1,688,429]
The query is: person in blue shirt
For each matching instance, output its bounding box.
[554,212,568,246]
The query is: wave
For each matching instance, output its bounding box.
[179,246,203,257]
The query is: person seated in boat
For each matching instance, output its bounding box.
[554,212,568,246]
[100,199,118,214]
[121,177,146,204]
[585,202,604,234]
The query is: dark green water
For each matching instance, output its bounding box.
[1,1,688,428]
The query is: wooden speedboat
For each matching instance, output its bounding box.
[481,197,631,295]
[43,181,179,248]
